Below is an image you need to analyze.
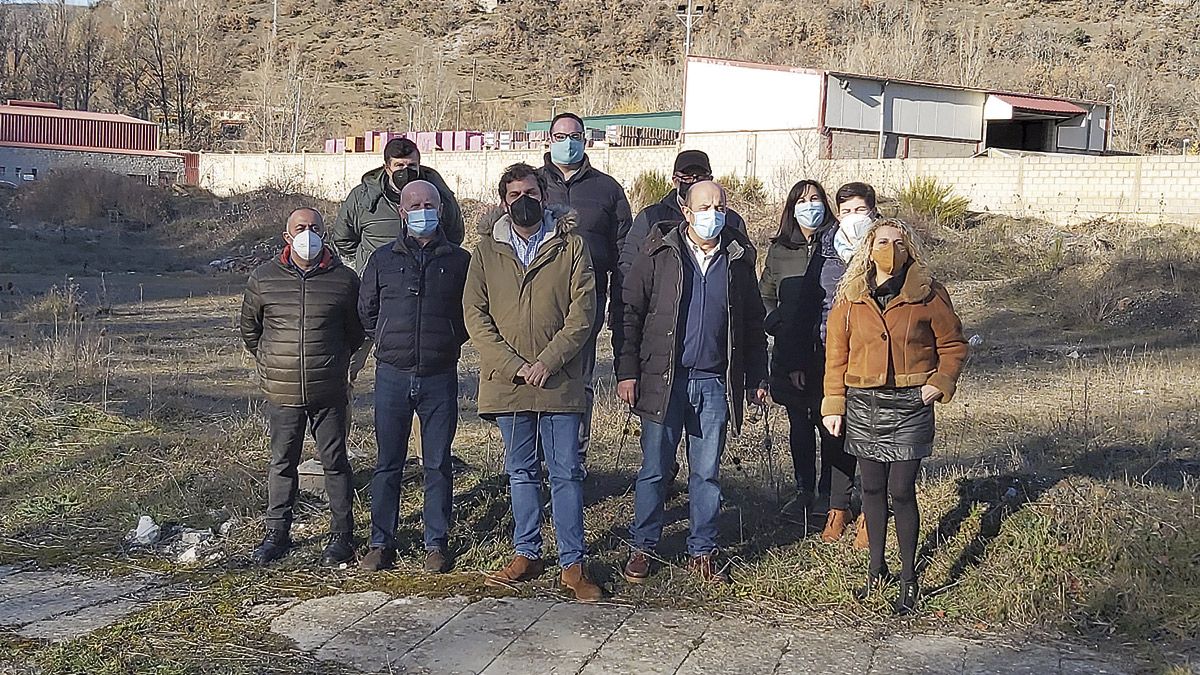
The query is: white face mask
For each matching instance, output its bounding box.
[833,213,873,263]
[290,230,323,261]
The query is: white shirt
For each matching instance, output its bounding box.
[683,233,721,275]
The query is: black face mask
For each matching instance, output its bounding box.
[388,166,419,194]
[677,180,693,201]
[508,194,544,229]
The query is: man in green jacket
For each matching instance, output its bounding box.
[463,162,603,602]
[330,137,465,273]
[240,208,365,566]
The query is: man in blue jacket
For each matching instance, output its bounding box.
[357,180,470,574]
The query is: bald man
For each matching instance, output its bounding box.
[241,208,365,567]
[357,180,471,573]
[615,181,769,584]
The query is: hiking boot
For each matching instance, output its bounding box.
[251,528,291,566]
[623,551,652,584]
[821,508,850,543]
[359,546,396,571]
[687,552,731,584]
[320,532,355,566]
[561,563,604,603]
[853,513,870,550]
[424,548,451,574]
[780,489,814,520]
[894,579,920,616]
[484,555,545,587]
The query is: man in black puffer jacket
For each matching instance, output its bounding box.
[357,180,470,574]
[240,208,365,567]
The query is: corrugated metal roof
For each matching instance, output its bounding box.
[0,103,157,125]
[991,94,1087,115]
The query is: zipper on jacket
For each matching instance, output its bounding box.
[299,273,308,403]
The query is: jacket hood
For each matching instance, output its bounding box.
[480,203,576,236]
[645,221,756,267]
[360,165,453,213]
[843,261,934,306]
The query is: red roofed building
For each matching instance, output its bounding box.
[0,101,184,186]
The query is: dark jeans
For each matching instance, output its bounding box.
[266,401,354,533]
[785,401,856,509]
[370,363,457,551]
[631,376,728,556]
[860,458,922,581]
[498,413,586,566]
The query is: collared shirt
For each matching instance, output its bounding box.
[510,218,553,268]
[682,233,721,275]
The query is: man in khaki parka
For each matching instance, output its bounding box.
[463,162,603,602]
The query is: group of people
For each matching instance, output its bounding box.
[239,112,968,614]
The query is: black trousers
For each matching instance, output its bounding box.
[785,401,856,510]
[859,457,922,582]
[266,401,354,534]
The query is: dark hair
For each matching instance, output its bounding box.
[383,138,419,160]
[497,162,547,201]
[834,181,877,210]
[774,179,835,245]
[549,112,585,131]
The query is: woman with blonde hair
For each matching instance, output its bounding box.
[821,218,968,614]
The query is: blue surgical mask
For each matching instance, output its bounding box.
[690,209,726,241]
[405,208,439,237]
[794,201,825,230]
[550,137,585,165]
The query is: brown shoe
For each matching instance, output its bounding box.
[853,513,870,550]
[359,546,396,571]
[484,555,545,587]
[560,563,604,603]
[424,548,451,574]
[687,552,731,584]
[821,508,850,543]
[623,551,652,584]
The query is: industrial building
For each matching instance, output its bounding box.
[682,57,1110,158]
[0,100,184,186]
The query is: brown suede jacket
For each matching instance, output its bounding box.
[821,262,968,417]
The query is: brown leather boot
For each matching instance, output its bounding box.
[484,555,545,587]
[687,552,731,584]
[821,508,850,543]
[561,563,604,603]
[623,551,652,584]
[853,513,870,550]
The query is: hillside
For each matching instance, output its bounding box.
[1,0,1197,152]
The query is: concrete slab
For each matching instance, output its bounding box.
[962,643,1064,675]
[269,591,392,651]
[868,634,970,675]
[0,564,29,579]
[389,597,555,675]
[579,608,713,675]
[676,617,791,675]
[481,602,633,675]
[314,595,470,673]
[0,570,91,598]
[1060,657,1131,675]
[17,598,146,641]
[776,629,876,675]
[0,578,148,627]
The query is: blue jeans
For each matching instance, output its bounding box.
[371,363,458,551]
[630,376,728,557]
[497,413,586,567]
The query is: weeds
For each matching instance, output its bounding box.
[718,173,768,211]
[629,170,672,212]
[897,177,972,228]
[16,169,175,228]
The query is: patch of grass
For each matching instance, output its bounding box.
[896,176,971,228]
[629,170,671,213]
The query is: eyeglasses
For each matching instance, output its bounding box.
[674,173,712,183]
[551,132,585,142]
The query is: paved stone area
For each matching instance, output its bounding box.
[270,592,1132,675]
[0,564,163,642]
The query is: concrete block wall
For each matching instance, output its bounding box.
[195,142,1200,225]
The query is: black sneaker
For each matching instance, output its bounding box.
[320,532,355,566]
[251,528,291,565]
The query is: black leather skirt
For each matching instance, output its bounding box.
[844,386,934,462]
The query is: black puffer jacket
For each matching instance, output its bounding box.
[240,249,365,407]
[618,190,746,275]
[358,232,470,375]
[616,222,769,435]
[330,166,465,272]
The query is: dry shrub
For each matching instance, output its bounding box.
[16,169,175,228]
[897,176,971,229]
[628,170,671,213]
[719,173,768,213]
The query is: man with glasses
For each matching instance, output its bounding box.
[617,150,747,277]
[537,112,633,465]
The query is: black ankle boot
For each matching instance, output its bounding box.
[894,579,920,615]
[854,566,893,601]
[320,532,355,566]
[251,528,291,565]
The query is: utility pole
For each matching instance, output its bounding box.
[271,0,278,46]
[470,58,478,102]
[675,0,705,58]
[1105,83,1116,151]
[290,79,301,153]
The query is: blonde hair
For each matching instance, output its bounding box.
[834,218,929,303]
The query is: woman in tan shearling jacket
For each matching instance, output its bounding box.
[821,218,967,615]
